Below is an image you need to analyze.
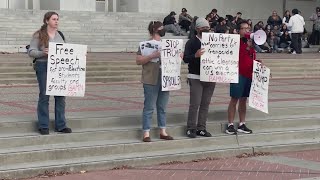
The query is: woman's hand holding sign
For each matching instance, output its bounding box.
[43,48,49,55]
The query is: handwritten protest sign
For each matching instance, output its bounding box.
[139,40,161,62]
[200,33,240,83]
[46,42,87,97]
[249,61,270,114]
[161,39,183,91]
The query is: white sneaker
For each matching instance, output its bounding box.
[291,51,296,54]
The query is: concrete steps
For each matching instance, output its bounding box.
[2,141,318,179]
[1,105,320,134]
[0,53,319,84]
[1,105,320,178]
[0,9,168,53]
[0,116,318,149]
[0,9,317,53]
[0,131,318,170]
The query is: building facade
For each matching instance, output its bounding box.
[0,0,319,21]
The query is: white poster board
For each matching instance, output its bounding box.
[200,33,240,83]
[46,42,87,97]
[249,61,271,114]
[139,40,161,62]
[161,39,183,91]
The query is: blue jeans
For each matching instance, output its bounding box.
[142,75,169,132]
[254,44,263,53]
[35,61,67,131]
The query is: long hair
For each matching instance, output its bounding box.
[148,21,163,36]
[33,11,59,48]
[284,10,291,18]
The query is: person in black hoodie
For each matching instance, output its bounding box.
[163,11,183,36]
[279,30,291,49]
[226,15,237,31]
[183,18,216,138]
[215,17,228,33]
[188,16,199,39]
[207,9,220,29]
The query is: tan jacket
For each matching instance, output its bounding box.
[141,61,160,85]
[137,47,161,85]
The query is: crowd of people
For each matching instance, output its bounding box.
[164,7,320,54]
[138,7,318,142]
[137,18,257,142]
[27,8,319,140]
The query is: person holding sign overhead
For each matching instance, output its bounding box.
[226,20,261,135]
[136,21,174,142]
[183,18,216,138]
[28,12,72,135]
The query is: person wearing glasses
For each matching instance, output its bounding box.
[226,20,262,135]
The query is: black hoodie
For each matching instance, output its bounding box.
[183,36,201,75]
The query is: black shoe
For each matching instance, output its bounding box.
[237,124,253,134]
[225,125,237,135]
[39,128,49,135]
[196,130,212,137]
[186,129,197,138]
[57,127,72,133]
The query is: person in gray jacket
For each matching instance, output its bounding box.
[179,8,193,32]
[28,11,72,135]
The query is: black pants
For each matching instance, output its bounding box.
[291,33,302,54]
[312,30,320,45]
[179,20,191,32]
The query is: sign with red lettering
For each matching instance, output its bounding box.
[46,42,87,97]
[200,33,240,83]
[249,61,270,114]
[161,39,183,91]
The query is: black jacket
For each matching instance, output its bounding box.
[163,15,176,26]
[183,37,201,75]
[215,24,228,33]
[267,16,282,27]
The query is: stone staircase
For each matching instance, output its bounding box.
[1,104,320,179]
[0,9,319,54]
[1,8,320,180]
[0,52,319,85]
[0,9,168,53]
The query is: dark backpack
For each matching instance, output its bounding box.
[28,31,66,70]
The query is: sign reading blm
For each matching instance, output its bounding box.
[161,39,183,91]
[200,33,240,83]
[249,61,270,114]
[46,42,87,97]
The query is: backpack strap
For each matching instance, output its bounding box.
[57,30,66,42]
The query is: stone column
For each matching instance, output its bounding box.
[32,0,40,10]
[60,0,95,11]
[25,0,28,9]
[104,0,109,12]
[112,0,116,12]
[282,0,286,16]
